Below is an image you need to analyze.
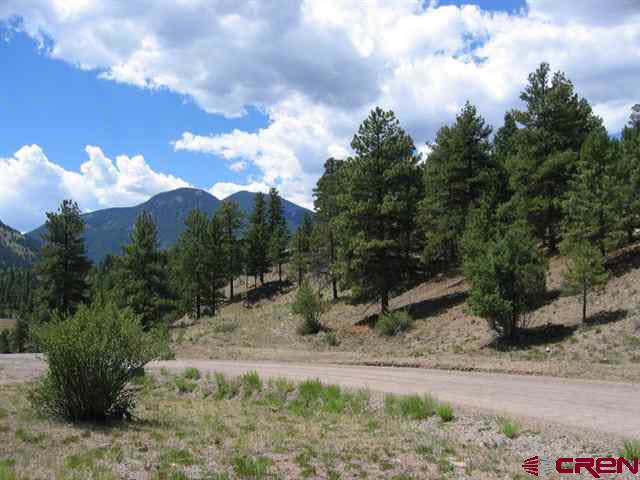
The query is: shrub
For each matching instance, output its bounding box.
[292,281,325,335]
[175,376,197,394]
[376,310,414,336]
[213,373,240,400]
[29,302,164,421]
[240,371,263,398]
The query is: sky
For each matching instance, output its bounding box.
[0,0,638,232]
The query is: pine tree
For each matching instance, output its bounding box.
[246,192,269,285]
[119,211,169,329]
[203,215,227,316]
[291,213,313,285]
[313,158,345,300]
[507,62,600,251]
[562,128,621,256]
[419,102,501,266]
[619,105,640,243]
[464,220,547,341]
[216,200,244,299]
[267,188,289,283]
[35,199,90,318]
[177,209,209,319]
[337,107,422,314]
[561,240,608,322]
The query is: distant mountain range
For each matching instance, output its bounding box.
[23,188,312,263]
[0,220,39,268]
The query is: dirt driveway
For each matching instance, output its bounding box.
[3,354,640,438]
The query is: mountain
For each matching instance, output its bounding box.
[0,220,39,268]
[226,190,311,232]
[27,188,312,263]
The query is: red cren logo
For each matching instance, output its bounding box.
[522,456,539,476]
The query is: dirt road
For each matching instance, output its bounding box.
[3,354,640,438]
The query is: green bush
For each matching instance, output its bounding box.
[497,417,521,439]
[436,403,455,422]
[621,440,640,460]
[183,367,201,380]
[240,371,263,398]
[29,302,164,421]
[384,394,436,420]
[376,310,414,336]
[292,281,325,335]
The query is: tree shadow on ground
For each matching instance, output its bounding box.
[584,308,628,326]
[244,279,293,305]
[489,324,578,351]
[607,242,640,277]
[355,291,468,328]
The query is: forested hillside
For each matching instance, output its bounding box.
[0,220,39,268]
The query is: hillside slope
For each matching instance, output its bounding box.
[172,244,640,383]
[27,188,313,263]
[0,220,39,268]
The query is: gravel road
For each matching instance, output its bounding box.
[3,354,640,438]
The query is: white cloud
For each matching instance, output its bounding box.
[209,181,271,201]
[2,0,639,212]
[0,144,190,231]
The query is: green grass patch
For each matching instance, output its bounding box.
[232,454,273,479]
[384,394,436,420]
[213,373,240,400]
[15,428,46,444]
[175,376,198,394]
[621,440,640,460]
[288,379,369,417]
[375,310,414,336]
[65,447,109,469]
[436,403,455,422]
[240,371,263,398]
[159,448,197,466]
[183,367,201,380]
[497,417,521,439]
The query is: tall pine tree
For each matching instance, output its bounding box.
[35,199,90,318]
[216,200,244,299]
[267,188,289,283]
[337,107,422,314]
[119,211,169,329]
[619,105,640,243]
[176,209,209,319]
[507,62,600,251]
[246,192,269,285]
[291,213,313,286]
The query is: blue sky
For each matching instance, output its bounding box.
[0,0,637,231]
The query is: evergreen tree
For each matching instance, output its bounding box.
[337,107,422,314]
[216,200,244,299]
[35,199,90,318]
[291,213,313,285]
[203,215,226,315]
[419,102,501,266]
[313,158,345,300]
[464,220,547,341]
[561,240,608,322]
[619,105,640,243]
[507,62,600,251]
[119,211,169,329]
[267,188,289,282]
[562,128,621,256]
[177,209,209,318]
[493,111,519,164]
[246,192,269,285]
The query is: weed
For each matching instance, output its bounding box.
[621,440,640,460]
[213,320,238,334]
[436,403,455,422]
[160,448,196,466]
[183,367,201,380]
[384,394,436,420]
[175,376,197,394]
[240,371,263,398]
[232,454,272,478]
[0,460,16,480]
[65,447,108,469]
[497,417,521,439]
[15,428,45,444]
[214,373,240,400]
[324,331,339,346]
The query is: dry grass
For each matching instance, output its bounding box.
[173,245,640,382]
[0,371,626,479]
[0,319,16,332]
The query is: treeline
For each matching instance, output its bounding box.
[2,62,639,351]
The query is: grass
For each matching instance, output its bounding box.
[240,371,263,398]
[375,310,414,336]
[436,403,455,422]
[232,455,273,478]
[183,367,201,380]
[384,394,437,420]
[621,440,640,460]
[497,417,521,439]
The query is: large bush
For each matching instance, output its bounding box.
[376,310,414,336]
[30,302,164,421]
[292,281,325,335]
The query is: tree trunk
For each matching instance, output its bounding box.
[260,272,264,284]
[381,289,389,316]
[582,283,587,322]
[278,263,282,283]
[230,278,234,300]
[331,276,338,301]
[196,295,201,320]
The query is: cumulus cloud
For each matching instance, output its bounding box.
[0,144,190,231]
[2,0,639,212]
